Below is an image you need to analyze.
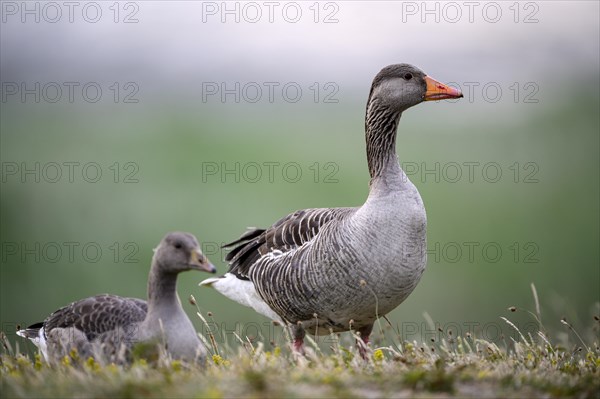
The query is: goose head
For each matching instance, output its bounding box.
[368,64,463,112]
[153,232,216,274]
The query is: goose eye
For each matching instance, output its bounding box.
[403,73,413,80]
[174,243,183,249]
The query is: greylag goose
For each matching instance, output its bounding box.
[201,64,463,354]
[17,232,216,363]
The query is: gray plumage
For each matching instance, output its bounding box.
[18,232,216,364]
[201,64,463,350]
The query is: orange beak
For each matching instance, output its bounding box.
[424,76,463,101]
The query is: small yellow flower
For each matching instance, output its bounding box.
[61,356,71,367]
[34,354,43,371]
[171,360,182,372]
[373,349,384,362]
[69,348,80,362]
[85,357,100,372]
[212,354,230,366]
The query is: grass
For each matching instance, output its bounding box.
[1,286,599,398]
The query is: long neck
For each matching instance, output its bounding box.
[365,97,403,186]
[147,261,180,313]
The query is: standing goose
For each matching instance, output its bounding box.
[17,232,216,363]
[201,64,463,353]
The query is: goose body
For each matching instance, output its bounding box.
[18,232,216,363]
[201,64,463,350]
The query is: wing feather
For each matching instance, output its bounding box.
[42,294,147,340]
[223,207,354,279]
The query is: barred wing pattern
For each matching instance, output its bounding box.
[42,294,147,340]
[224,207,356,280]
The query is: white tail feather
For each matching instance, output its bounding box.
[199,273,284,324]
[17,327,48,361]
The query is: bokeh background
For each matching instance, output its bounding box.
[1,1,598,352]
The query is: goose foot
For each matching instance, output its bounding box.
[356,324,373,360]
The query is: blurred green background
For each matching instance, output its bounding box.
[1,1,598,353]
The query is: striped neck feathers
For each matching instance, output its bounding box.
[365,97,403,183]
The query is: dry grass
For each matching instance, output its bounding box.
[1,288,599,399]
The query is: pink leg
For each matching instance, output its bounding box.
[291,323,306,355]
[293,337,305,354]
[357,325,373,360]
